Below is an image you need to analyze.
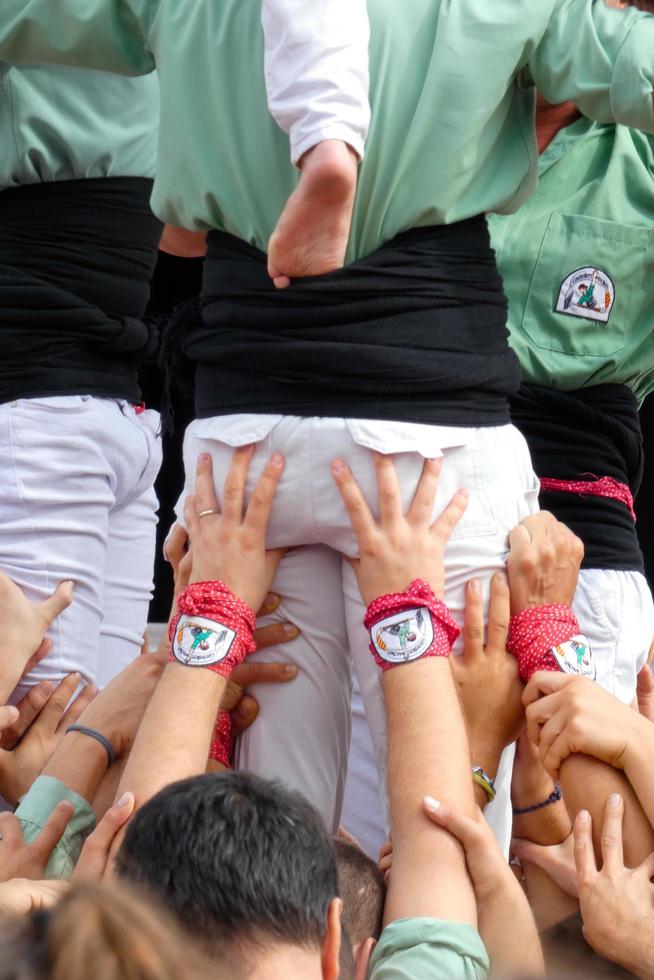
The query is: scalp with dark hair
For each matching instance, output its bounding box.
[333,837,386,944]
[115,772,338,953]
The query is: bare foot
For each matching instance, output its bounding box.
[268,140,357,289]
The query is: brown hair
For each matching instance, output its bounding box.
[0,883,215,980]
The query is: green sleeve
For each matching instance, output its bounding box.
[529,0,654,133]
[15,775,97,881]
[368,919,489,980]
[0,0,155,75]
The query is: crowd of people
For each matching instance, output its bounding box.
[0,0,653,977]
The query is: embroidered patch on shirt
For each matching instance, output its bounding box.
[371,608,434,664]
[551,634,596,680]
[172,614,236,667]
[555,267,615,324]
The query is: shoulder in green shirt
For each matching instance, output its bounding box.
[0,64,159,190]
[489,119,654,405]
[368,918,489,979]
[1,0,653,260]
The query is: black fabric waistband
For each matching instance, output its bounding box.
[0,177,162,405]
[510,383,644,572]
[181,219,519,425]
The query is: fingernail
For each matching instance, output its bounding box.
[87,685,99,697]
[332,458,346,474]
[71,673,81,683]
[458,489,469,500]
[424,796,441,812]
[609,793,622,810]
[577,810,590,824]
[283,624,300,638]
[469,579,481,594]
[271,453,284,468]
[264,593,279,608]
[496,570,508,586]
[6,706,18,721]
[116,792,132,808]
[283,664,299,676]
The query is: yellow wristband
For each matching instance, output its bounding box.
[472,767,496,802]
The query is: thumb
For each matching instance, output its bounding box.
[0,705,19,732]
[38,580,74,625]
[73,791,135,882]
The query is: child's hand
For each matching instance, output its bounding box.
[185,448,285,611]
[331,453,468,605]
[450,572,524,778]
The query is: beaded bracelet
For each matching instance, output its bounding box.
[512,786,562,816]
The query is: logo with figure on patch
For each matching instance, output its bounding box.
[372,607,434,664]
[173,614,236,667]
[551,634,596,680]
[555,267,615,323]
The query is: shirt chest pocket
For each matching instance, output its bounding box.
[521,213,650,358]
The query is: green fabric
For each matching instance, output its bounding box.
[0,64,158,189]
[489,119,654,405]
[0,1,652,259]
[368,918,489,979]
[16,775,97,880]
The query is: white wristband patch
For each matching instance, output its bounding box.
[371,607,434,664]
[173,614,236,667]
[551,635,595,680]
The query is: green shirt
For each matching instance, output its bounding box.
[0,64,158,189]
[1,1,653,260]
[368,918,489,979]
[489,119,654,406]
[16,775,97,880]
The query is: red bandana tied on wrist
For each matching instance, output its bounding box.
[364,579,460,671]
[507,604,595,684]
[169,581,256,678]
[210,710,233,767]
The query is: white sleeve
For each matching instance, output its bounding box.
[261,0,370,165]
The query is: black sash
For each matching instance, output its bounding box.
[183,218,519,425]
[0,177,162,405]
[510,383,644,572]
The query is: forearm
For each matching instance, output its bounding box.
[624,735,654,831]
[383,659,477,927]
[41,734,109,805]
[561,755,654,866]
[478,879,545,978]
[115,664,226,811]
[262,0,370,163]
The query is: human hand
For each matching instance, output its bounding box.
[423,796,545,975]
[331,453,468,605]
[221,661,298,739]
[0,877,68,914]
[523,672,643,780]
[0,803,74,882]
[73,791,135,882]
[0,574,73,699]
[185,449,285,611]
[0,674,97,806]
[164,521,192,602]
[0,681,57,751]
[636,664,654,724]
[574,795,654,975]
[74,654,163,760]
[507,513,583,615]
[378,835,393,883]
[512,832,578,898]
[451,572,523,777]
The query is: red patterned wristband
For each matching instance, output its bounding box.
[168,581,256,678]
[364,579,460,671]
[507,604,595,684]
[209,710,233,768]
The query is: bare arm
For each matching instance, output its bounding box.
[333,453,477,927]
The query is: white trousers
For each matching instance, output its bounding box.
[0,396,162,699]
[177,415,539,831]
[574,568,654,705]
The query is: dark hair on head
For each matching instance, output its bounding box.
[0,882,214,980]
[541,912,633,978]
[333,837,386,944]
[115,771,339,955]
